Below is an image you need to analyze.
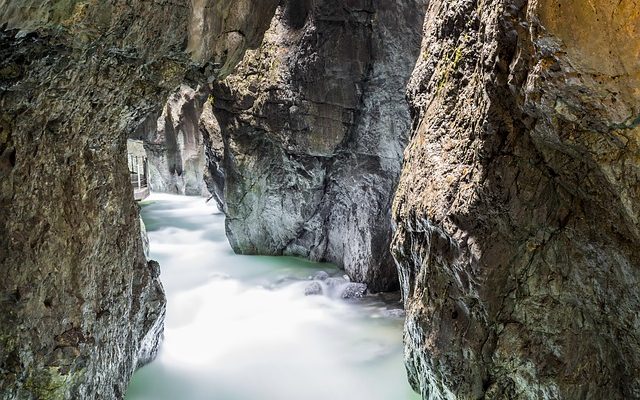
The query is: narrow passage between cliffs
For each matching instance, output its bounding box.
[125,193,419,400]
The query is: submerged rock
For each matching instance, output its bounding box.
[304,282,323,296]
[323,277,348,291]
[380,309,405,319]
[311,271,330,281]
[340,283,367,300]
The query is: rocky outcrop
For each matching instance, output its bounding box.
[2,0,638,398]
[212,0,426,292]
[130,84,225,203]
[0,1,277,398]
[393,0,640,398]
[133,85,210,196]
[200,99,226,209]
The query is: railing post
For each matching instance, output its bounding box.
[145,157,149,188]
[137,157,142,189]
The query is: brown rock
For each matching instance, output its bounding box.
[393,0,640,398]
[0,1,278,398]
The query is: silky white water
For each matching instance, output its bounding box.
[125,193,419,400]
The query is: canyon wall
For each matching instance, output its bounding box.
[1,0,638,398]
[0,1,277,398]
[212,0,426,291]
[393,0,640,398]
[132,86,210,197]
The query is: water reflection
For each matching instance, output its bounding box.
[126,194,419,400]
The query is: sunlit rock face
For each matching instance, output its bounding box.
[212,0,426,292]
[392,0,640,398]
[0,1,277,398]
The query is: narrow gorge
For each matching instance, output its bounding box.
[1,1,638,400]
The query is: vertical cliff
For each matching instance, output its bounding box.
[0,1,277,398]
[212,0,426,291]
[1,0,638,398]
[132,85,210,197]
[393,0,640,398]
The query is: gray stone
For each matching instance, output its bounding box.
[140,217,150,259]
[212,0,427,292]
[340,283,368,300]
[380,309,405,319]
[132,85,211,197]
[304,282,323,296]
[324,277,348,290]
[311,271,330,281]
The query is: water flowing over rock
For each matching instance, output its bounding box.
[212,0,426,292]
[304,275,367,299]
[1,0,638,398]
[0,1,278,398]
[392,0,640,398]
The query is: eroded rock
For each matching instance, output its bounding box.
[0,1,278,398]
[304,281,323,296]
[392,0,640,398]
[341,283,367,300]
[132,85,210,196]
[212,0,426,292]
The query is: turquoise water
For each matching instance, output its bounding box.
[125,193,420,400]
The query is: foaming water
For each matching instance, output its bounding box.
[126,193,419,400]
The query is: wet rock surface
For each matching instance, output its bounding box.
[212,0,426,292]
[305,274,368,300]
[392,0,640,398]
[340,283,367,300]
[1,0,638,399]
[304,281,323,296]
[0,1,278,398]
[200,99,226,210]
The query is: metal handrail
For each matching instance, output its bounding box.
[127,154,149,190]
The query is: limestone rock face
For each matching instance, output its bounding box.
[200,99,226,209]
[392,0,640,398]
[133,85,210,196]
[213,0,426,291]
[0,1,277,398]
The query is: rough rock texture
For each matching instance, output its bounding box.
[392,0,640,398]
[0,1,277,398]
[213,0,426,291]
[200,98,226,209]
[132,85,210,196]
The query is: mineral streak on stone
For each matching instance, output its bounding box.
[212,0,427,292]
[0,1,277,398]
[392,0,640,398]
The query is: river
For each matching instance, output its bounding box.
[125,193,419,400]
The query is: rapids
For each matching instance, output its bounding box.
[125,194,419,400]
